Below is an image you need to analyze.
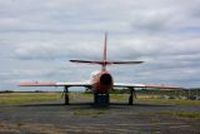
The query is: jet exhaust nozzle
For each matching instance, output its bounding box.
[100,73,113,85]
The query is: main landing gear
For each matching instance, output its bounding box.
[63,86,110,106]
[63,86,136,106]
[128,88,136,105]
[64,86,69,105]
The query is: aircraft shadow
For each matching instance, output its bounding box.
[19,102,174,108]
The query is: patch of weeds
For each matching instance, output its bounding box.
[17,123,24,128]
[73,109,106,117]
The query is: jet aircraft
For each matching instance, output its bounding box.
[19,33,182,105]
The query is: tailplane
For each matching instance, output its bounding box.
[70,33,144,71]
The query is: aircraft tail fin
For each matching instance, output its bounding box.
[102,32,108,71]
[70,33,144,71]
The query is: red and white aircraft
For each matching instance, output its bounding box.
[19,33,182,105]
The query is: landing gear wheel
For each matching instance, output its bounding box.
[64,86,69,105]
[128,94,133,105]
[128,88,135,105]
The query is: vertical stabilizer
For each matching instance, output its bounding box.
[102,32,108,71]
[103,32,107,61]
[70,32,143,68]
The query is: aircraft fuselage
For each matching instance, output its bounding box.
[91,71,113,94]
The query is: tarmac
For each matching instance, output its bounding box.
[0,101,199,134]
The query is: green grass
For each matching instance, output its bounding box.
[110,94,129,102]
[69,93,93,103]
[0,93,60,105]
[111,94,200,106]
[0,93,200,106]
[137,97,200,106]
[158,111,200,119]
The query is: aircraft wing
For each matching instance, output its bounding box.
[19,82,183,90]
[114,83,183,90]
[18,81,91,88]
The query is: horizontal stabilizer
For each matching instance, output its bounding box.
[70,60,144,65]
[70,60,103,64]
[109,61,144,64]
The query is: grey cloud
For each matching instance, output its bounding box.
[0,0,200,90]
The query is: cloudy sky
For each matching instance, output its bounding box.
[0,0,200,90]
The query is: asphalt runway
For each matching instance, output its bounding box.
[0,102,199,134]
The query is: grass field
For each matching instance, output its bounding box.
[137,95,200,106]
[0,93,60,105]
[0,92,200,106]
